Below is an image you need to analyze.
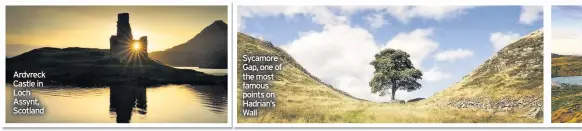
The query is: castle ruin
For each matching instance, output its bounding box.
[110,13,148,63]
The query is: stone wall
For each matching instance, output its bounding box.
[437,96,543,118]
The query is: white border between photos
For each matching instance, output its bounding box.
[1,0,233,128]
[543,4,552,127]
[233,0,554,128]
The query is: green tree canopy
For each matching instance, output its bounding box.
[369,48,422,100]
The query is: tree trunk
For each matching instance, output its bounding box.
[391,79,397,101]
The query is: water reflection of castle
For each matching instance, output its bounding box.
[107,13,149,123]
[109,13,148,63]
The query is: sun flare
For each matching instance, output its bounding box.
[132,42,141,50]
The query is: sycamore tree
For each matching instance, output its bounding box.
[369,49,422,101]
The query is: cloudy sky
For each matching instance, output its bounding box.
[553,6,582,55]
[6,6,227,57]
[239,6,543,102]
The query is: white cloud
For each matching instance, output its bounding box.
[240,6,472,101]
[434,48,474,62]
[239,6,475,31]
[384,28,439,69]
[365,13,388,29]
[490,32,521,52]
[519,6,543,25]
[281,24,413,101]
[423,66,452,82]
[238,6,348,30]
[384,6,474,23]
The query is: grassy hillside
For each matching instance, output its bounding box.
[552,84,582,123]
[551,55,582,77]
[428,30,543,109]
[237,32,541,123]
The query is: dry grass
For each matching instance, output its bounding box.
[238,84,539,123]
[237,65,540,123]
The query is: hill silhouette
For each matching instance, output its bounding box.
[6,47,226,87]
[149,20,227,68]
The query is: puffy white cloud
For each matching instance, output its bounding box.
[384,6,474,23]
[384,28,438,69]
[423,66,452,82]
[519,6,543,25]
[434,48,474,62]
[490,32,521,52]
[281,25,413,101]
[365,13,388,29]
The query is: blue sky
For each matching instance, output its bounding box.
[553,6,582,55]
[239,6,543,102]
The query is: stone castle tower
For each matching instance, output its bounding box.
[110,13,148,63]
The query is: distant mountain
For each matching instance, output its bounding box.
[149,20,227,68]
[428,29,543,118]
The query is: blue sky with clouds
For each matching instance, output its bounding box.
[239,6,543,102]
[553,6,582,55]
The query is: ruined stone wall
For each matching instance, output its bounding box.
[139,36,148,57]
[109,13,148,62]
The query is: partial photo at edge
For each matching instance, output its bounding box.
[4,0,582,131]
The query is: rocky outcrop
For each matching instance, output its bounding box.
[525,107,543,119]
[149,20,227,68]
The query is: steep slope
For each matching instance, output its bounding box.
[149,20,227,68]
[428,29,543,115]
[237,33,362,101]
